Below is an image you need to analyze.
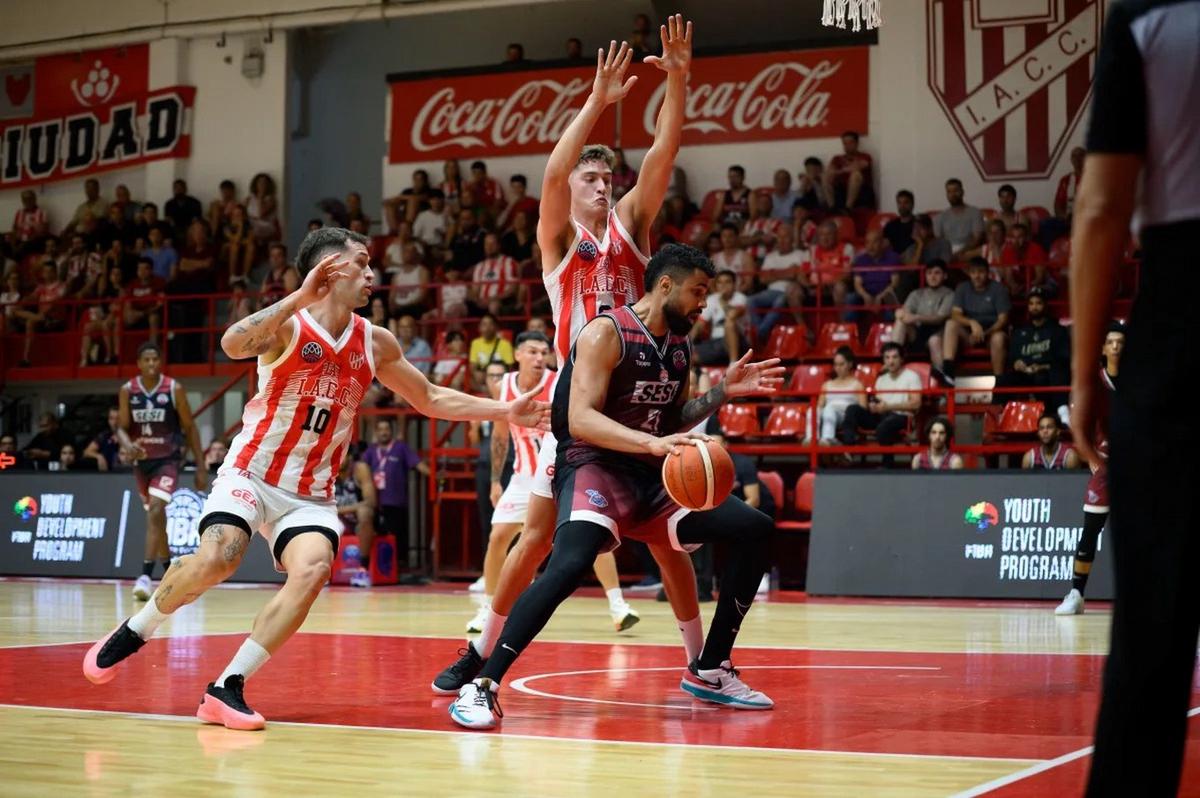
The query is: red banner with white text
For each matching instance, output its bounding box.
[387,46,868,163]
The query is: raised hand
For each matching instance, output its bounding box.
[507,387,552,431]
[722,349,786,398]
[591,40,638,106]
[644,14,693,74]
[296,253,350,308]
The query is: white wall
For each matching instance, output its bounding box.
[0,33,287,237]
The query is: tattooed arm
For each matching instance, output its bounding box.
[676,381,728,431]
[670,349,786,434]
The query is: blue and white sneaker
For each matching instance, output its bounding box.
[449,678,503,730]
[680,660,774,710]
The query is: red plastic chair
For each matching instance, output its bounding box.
[700,190,723,220]
[763,403,808,437]
[680,218,713,247]
[1019,205,1051,234]
[789,364,830,398]
[757,471,785,513]
[794,472,816,516]
[906,361,933,389]
[862,322,894,356]
[866,212,897,234]
[1048,236,1071,266]
[996,400,1044,434]
[703,366,727,386]
[855,362,881,387]
[981,208,998,222]
[763,324,808,361]
[812,322,861,358]
[829,215,857,244]
[718,404,761,437]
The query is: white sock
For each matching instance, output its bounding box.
[216,639,271,687]
[475,608,507,658]
[678,615,704,664]
[606,587,625,610]
[127,596,170,640]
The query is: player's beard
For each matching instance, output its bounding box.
[663,302,694,336]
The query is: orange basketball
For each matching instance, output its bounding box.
[662,439,735,511]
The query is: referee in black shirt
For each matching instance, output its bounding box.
[1070,2,1200,795]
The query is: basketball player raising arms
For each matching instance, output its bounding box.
[432,16,705,694]
[84,227,549,730]
[450,244,785,729]
[117,341,207,601]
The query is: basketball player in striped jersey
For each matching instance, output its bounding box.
[117,341,207,601]
[83,227,550,730]
[432,18,703,694]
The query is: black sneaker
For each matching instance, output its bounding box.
[431,643,485,694]
[196,675,265,730]
[83,619,146,683]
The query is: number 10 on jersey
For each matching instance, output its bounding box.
[300,405,331,434]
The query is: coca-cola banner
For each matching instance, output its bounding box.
[387,46,867,163]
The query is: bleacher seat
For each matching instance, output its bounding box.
[862,322,894,356]
[866,211,897,234]
[1049,236,1071,266]
[680,218,713,247]
[763,403,808,437]
[1019,205,1051,234]
[829,215,857,243]
[789,364,829,398]
[718,404,761,437]
[792,472,815,532]
[757,471,785,512]
[763,324,808,361]
[906,361,933,389]
[996,400,1044,434]
[812,322,860,358]
[855,362,881,387]
[700,190,722,220]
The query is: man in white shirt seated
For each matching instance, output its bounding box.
[838,342,923,465]
[691,269,748,365]
[747,225,806,342]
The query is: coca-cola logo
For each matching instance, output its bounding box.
[642,60,843,137]
[410,77,592,153]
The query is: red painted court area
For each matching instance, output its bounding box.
[6,633,1200,795]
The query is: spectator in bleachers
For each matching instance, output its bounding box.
[824,130,876,211]
[220,204,256,282]
[434,330,469,389]
[468,160,506,218]
[996,184,1029,231]
[741,192,781,263]
[164,179,202,242]
[345,191,370,231]
[54,443,102,472]
[939,257,1010,383]
[750,225,806,342]
[565,37,585,61]
[83,407,122,471]
[501,210,536,266]
[797,156,830,211]
[504,43,526,63]
[840,342,922,463]
[692,270,748,366]
[972,219,1021,296]
[712,164,752,226]
[21,412,68,466]
[133,203,171,247]
[848,230,901,319]
[386,169,433,232]
[1,271,21,332]
[817,346,867,445]
[448,208,486,271]
[364,419,429,568]
[78,266,122,364]
[902,213,953,267]
[1053,146,1085,224]
[470,233,521,317]
[995,287,1070,417]
[413,190,450,255]
[769,169,800,221]
[1022,414,1080,470]
[629,12,654,58]
[123,257,165,343]
[791,202,817,248]
[102,203,134,249]
[112,184,139,224]
[393,315,432,376]
[63,178,108,237]
[172,220,216,362]
[226,275,254,326]
[204,440,228,474]
[469,313,515,391]
[75,210,103,250]
[912,416,963,470]
[385,239,430,319]
[427,263,469,324]
[41,237,63,276]
[440,159,462,211]
[11,261,66,366]
[142,226,177,282]
[1003,222,1053,296]
[882,189,916,256]
[246,173,280,245]
[803,219,855,308]
[259,244,290,307]
[934,178,986,258]
[891,259,954,366]
[0,434,27,470]
[11,189,48,257]
[367,295,389,329]
[497,174,539,231]
[62,235,102,297]
[206,179,238,239]
[712,222,756,293]
[101,237,135,280]
[610,148,638,201]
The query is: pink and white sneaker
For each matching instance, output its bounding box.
[196,675,266,731]
[82,620,146,684]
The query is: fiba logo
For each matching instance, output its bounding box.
[13,496,38,521]
[301,342,324,363]
[165,488,205,557]
[963,501,999,532]
[71,60,120,107]
[577,239,598,262]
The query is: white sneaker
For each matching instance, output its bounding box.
[610,601,640,632]
[467,576,486,593]
[757,573,770,594]
[132,575,153,602]
[349,568,372,588]
[466,603,490,634]
[681,660,774,710]
[1055,588,1084,615]
[449,678,503,730]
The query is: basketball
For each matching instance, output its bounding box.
[662,439,735,511]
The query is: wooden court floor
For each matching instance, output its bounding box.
[2,578,1200,797]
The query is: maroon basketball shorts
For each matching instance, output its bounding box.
[134,458,179,508]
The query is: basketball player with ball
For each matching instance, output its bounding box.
[450,244,785,729]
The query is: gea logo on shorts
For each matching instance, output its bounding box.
[301,342,324,363]
[230,488,257,510]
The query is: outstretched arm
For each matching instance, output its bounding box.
[538,41,638,264]
[618,15,693,243]
[673,348,785,431]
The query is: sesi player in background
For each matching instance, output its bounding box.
[432,18,703,695]
[1056,321,1124,616]
[84,227,549,731]
[117,341,207,602]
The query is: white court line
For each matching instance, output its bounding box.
[0,631,245,649]
[511,664,942,711]
[950,705,1200,797]
[0,702,1041,763]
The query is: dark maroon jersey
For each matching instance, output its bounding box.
[127,375,182,461]
[552,305,692,469]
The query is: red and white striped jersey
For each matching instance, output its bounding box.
[544,210,648,367]
[498,368,553,478]
[224,309,375,499]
